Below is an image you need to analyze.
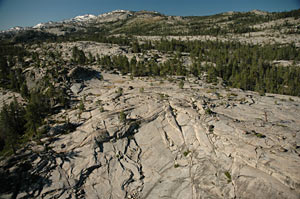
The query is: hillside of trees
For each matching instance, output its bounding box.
[94,39,300,96]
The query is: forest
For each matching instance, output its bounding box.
[93,39,300,96]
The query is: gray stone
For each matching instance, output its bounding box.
[70,83,84,94]
[1,72,300,199]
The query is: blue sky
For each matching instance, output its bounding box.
[0,0,299,31]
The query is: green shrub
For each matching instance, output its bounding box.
[205,108,214,115]
[183,150,190,157]
[208,125,214,133]
[158,93,168,100]
[179,80,184,89]
[259,89,265,96]
[96,99,102,106]
[78,100,85,112]
[224,171,232,183]
[255,133,266,138]
[99,105,104,112]
[139,87,144,93]
[119,111,126,123]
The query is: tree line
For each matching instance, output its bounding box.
[94,39,300,96]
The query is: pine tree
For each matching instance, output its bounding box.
[88,52,95,63]
[72,46,86,64]
[0,103,14,153]
[20,82,29,99]
[0,56,9,79]
[207,66,218,83]
[78,50,86,65]
[0,98,26,154]
[132,42,141,53]
[130,56,137,76]
[25,93,48,136]
[78,99,85,112]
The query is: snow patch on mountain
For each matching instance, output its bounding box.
[98,10,132,18]
[72,14,97,22]
[33,23,45,29]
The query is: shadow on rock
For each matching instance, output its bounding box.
[0,160,52,199]
[0,142,81,198]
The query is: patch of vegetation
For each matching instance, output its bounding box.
[96,100,102,106]
[224,171,232,183]
[139,87,144,93]
[183,150,190,157]
[255,132,266,138]
[78,99,85,112]
[174,164,179,168]
[227,93,238,98]
[0,98,26,154]
[206,89,216,93]
[205,108,214,115]
[259,89,266,96]
[245,130,266,138]
[99,105,104,113]
[119,111,126,123]
[178,80,184,89]
[0,90,60,156]
[246,130,266,138]
[158,93,169,100]
[86,37,300,97]
[208,125,215,133]
[275,123,287,128]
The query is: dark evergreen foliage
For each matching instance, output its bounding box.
[72,46,87,64]
[0,98,26,153]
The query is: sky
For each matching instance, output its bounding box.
[0,0,299,31]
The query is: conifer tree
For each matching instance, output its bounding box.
[25,93,48,136]
[20,82,29,99]
[0,98,26,154]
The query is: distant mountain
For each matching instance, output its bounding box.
[0,9,299,43]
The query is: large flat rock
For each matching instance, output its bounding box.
[1,73,299,199]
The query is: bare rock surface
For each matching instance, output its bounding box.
[0,88,24,109]
[0,73,299,199]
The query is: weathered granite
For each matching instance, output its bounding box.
[1,73,299,199]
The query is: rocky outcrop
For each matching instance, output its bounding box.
[68,66,102,82]
[0,73,299,199]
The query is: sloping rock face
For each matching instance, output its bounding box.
[0,73,299,199]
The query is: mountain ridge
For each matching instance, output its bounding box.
[1,8,298,34]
